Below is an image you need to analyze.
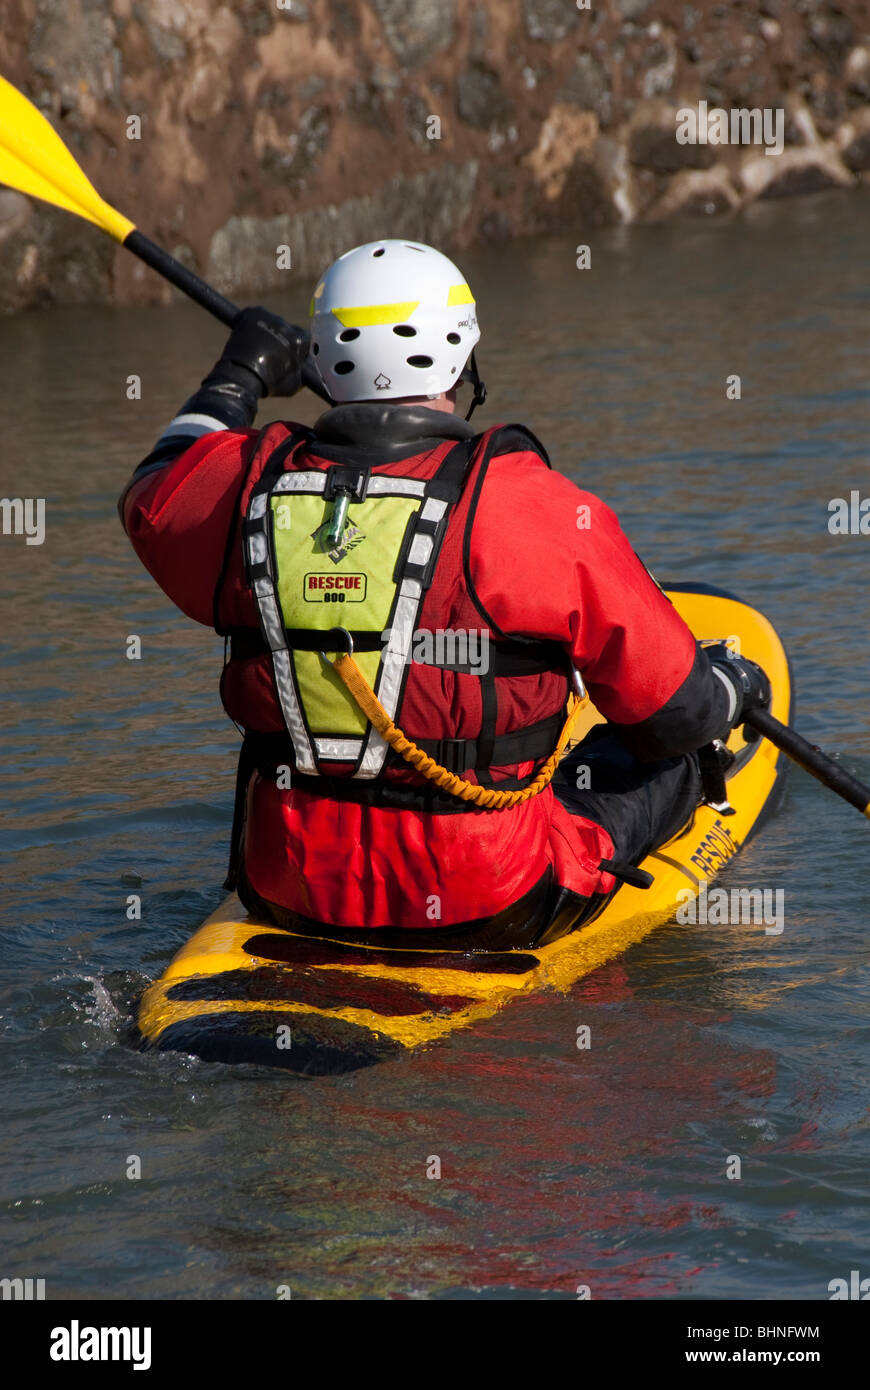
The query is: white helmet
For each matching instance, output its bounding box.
[309,240,481,403]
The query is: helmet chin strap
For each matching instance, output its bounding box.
[461,351,487,421]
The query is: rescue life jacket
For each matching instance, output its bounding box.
[236,423,570,769]
[220,422,573,885]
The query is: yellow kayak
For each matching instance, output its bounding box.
[138,583,790,1073]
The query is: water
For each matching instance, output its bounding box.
[1,191,868,1300]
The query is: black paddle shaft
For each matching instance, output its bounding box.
[124,229,332,403]
[745,707,870,817]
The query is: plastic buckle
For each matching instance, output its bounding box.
[323,465,369,503]
[437,739,469,774]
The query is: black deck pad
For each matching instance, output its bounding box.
[165,965,477,1016]
[151,1010,402,1075]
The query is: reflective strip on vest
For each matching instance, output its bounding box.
[271,472,426,499]
[357,494,447,775]
[315,737,364,761]
[246,466,444,778]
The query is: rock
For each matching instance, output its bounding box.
[371,65,401,102]
[0,189,33,232]
[615,0,653,18]
[782,96,819,147]
[629,121,715,173]
[478,211,512,241]
[348,80,387,127]
[559,53,613,125]
[0,196,115,313]
[206,161,479,293]
[523,105,600,201]
[136,0,190,63]
[457,62,513,129]
[647,166,741,219]
[544,157,622,229]
[238,1,274,39]
[0,193,45,314]
[370,0,455,68]
[740,146,855,199]
[523,0,579,43]
[837,110,870,172]
[805,72,847,137]
[845,46,870,100]
[470,4,489,59]
[264,105,332,189]
[203,6,244,62]
[29,0,121,109]
[403,92,435,146]
[640,39,677,100]
[183,60,233,126]
[807,10,855,62]
[329,1,360,37]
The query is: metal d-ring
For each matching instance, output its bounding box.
[319,626,354,668]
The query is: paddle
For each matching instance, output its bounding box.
[744,708,870,819]
[0,75,331,402]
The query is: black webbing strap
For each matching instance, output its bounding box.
[598,857,654,891]
[239,711,564,783]
[229,628,383,658]
[413,710,563,774]
[392,436,477,590]
[475,667,497,784]
[241,427,317,593]
[224,733,261,892]
[228,627,566,671]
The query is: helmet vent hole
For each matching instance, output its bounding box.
[338,328,360,342]
[446,332,461,345]
[334,361,356,375]
[373,248,386,257]
[392,325,417,337]
[406,355,434,369]
[312,343,320,355]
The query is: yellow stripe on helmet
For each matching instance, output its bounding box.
[331,301,420,327]
[447,283,474,306]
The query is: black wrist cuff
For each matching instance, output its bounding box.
[178,361,266,432]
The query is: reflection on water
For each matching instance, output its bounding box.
[1,190,868,1299]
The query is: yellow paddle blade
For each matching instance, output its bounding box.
[0,75,135,242]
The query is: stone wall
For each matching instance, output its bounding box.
[1,0,868,311]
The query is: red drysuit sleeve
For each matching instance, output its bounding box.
[120,429,258,627]
[469,451,714,732]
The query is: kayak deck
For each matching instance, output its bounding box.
[137,585,791,1073]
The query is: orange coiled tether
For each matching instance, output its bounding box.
[327,650,588,810]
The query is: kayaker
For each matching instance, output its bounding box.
[120,240,771,948]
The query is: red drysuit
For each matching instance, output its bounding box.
[122,414,721,932]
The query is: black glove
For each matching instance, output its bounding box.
[706,642,771,740]
[219,306,308,397]
[161,307,309,438]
